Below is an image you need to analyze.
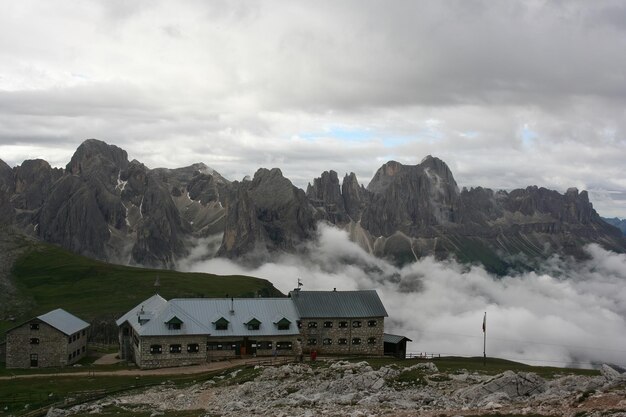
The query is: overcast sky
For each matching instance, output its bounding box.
[0,1,625,217]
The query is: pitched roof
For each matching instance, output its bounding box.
[289,290,388,318]
[383,333,413,344]
[115,293,168,330]
[37,309,90,336]
[116,296,301,337]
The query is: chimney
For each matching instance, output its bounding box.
[230,297,234,314]
[333,288,336,292]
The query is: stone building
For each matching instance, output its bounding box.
[5,308,90,369]
[290,289,388,356]
[116,295,301,369]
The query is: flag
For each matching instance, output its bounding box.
[482,312,486,333]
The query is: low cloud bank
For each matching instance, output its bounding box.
[180,224,626,368]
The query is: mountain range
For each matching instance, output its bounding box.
[1,139,624,273]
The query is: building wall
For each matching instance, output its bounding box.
[0,342,6,363]
[298,317,384,356]
[137,335,209,369]
[129,334,301,369]
[6,320,89,369]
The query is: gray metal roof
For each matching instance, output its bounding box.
[117,296,301,337]
[115,293,168,331]
[383,333,412,344]
[289,290,388,318]
[37,308,90,336]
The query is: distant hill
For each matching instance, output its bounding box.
[0,229,282,342]
[602,217,626,235]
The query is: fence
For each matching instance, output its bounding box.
[406,352,441,359]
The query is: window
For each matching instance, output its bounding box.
[352,338,361,345]
[276,318,291,330]
[368,320,377,327]
[352,321,362,328]
[187,343,199,353]
[338,321,348,328]
[68,337,71,344]
[169,344,182,354]
[323,338,332,345]
[307,338,317,346]
[368,337,376,345]
[307,322,318,328]
[123,327,130,336]
[30,338,39,345]
[323,321,333,328]
[30,323,39,330]
[68,354,72,361]
[214,317,229,330]
[150,345,162,354]
[166,317,183,330]
[72,334,77,342]
[246,318,261,331]
[82,346,86,353]
[297,320,302,329]
[258,341,273,349]
[82,330,86,336]
[276,341,292,350]
[77,332,80,339]
[72,351,76,358]
[338,338,348,345]
[207,342,223,351]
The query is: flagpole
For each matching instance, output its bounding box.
[483,311,487,366]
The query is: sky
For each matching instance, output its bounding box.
[0,1,625,217]
[181,225,626,368]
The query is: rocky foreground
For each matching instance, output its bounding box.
[49,360,626,417]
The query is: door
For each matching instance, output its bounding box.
[248,340,257,355]
[30,354,38,367]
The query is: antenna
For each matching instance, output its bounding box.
[297,278,303,289]
[154,274,161,294]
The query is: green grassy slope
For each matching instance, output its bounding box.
[1,241,282,339]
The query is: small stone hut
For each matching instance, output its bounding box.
[5,308,90,369]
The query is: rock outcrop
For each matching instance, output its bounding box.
[61,360,626,417]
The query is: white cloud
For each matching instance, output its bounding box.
[181,223,626,368]
[0,1,625,217]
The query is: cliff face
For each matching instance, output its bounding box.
[1,140,624,272]
[301,158,625,272]
[218,168,316,260]
[2,139,231,267]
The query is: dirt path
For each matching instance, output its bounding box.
[0,357,292,380]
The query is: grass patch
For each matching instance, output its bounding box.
[1,241,282,340]
[345,356,599,378]
[0,367,220,416]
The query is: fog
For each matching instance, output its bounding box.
[180,224,626,368]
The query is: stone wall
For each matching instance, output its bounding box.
[138,335,209,369]
[6,320,89,369]
[133,334,301,369]
[298,317,384,356]
[0,341,5,363]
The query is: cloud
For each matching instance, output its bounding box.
[180,223,626,368]
[0,1,625,217]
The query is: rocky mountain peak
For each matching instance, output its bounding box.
[66,139,129,176]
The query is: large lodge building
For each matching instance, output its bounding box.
[117,289,389,369]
